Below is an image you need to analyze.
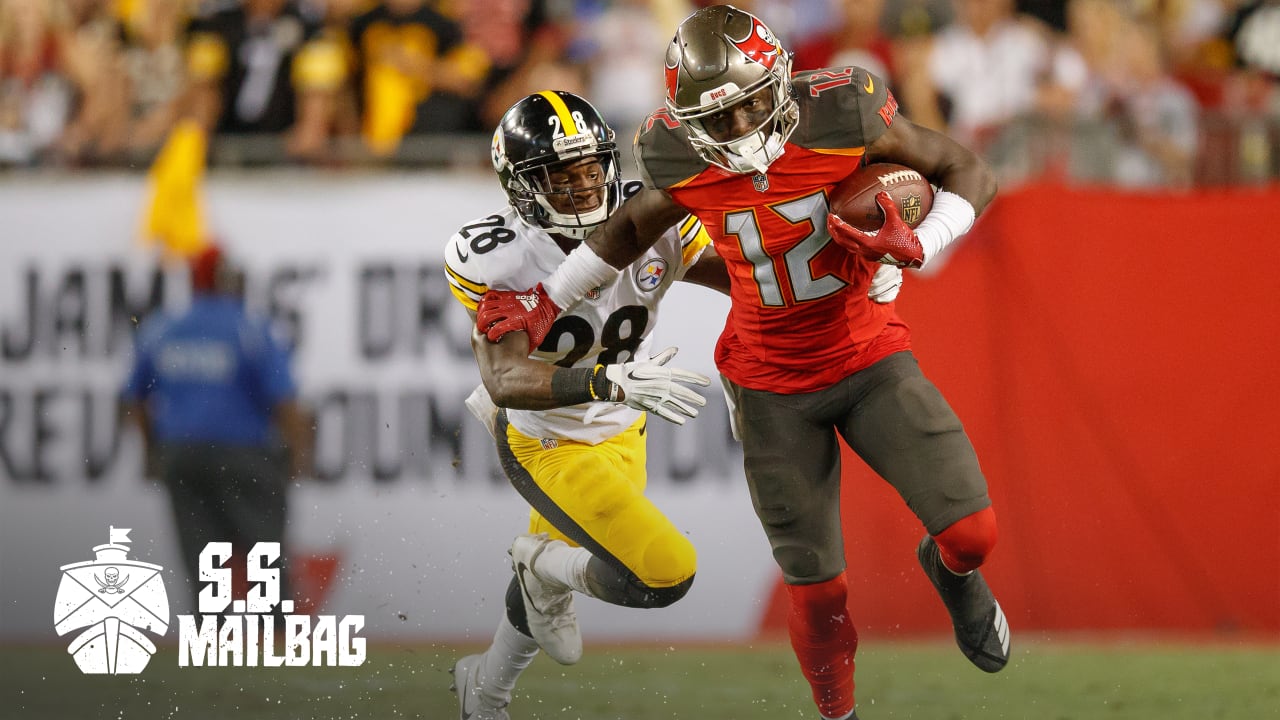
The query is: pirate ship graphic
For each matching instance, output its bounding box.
[53,527,169,674]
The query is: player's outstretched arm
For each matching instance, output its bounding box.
[584,187,688,269]
[478,188,689,347]
[471,311,709,424]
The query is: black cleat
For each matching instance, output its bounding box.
[917,535,1010,672]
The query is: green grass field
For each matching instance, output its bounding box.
[2,637,1277,720]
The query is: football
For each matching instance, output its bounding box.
[829,163,933,232]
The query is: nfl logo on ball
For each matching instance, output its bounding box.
[901,195,923,225]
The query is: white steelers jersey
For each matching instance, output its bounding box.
[445,204,710,445]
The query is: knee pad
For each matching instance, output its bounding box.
[934,506,998,574]
[637,531,697,589]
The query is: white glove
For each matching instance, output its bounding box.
[604,347,710,425]
[867,264,903,304]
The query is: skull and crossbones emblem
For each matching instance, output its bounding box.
[95,566,129,594]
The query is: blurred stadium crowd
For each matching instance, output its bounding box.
[2,0,1278,186]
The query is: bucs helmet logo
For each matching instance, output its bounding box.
[664,55,680,101]
[729,17,780,70]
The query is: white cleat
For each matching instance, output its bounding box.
[510,533,582,665]
[449,654,510,720]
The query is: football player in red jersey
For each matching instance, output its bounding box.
[475,6,1008,719]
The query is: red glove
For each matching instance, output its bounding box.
[827,191,925,269]
[476,283,563,351]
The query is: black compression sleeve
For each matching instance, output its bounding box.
[550,365,616,406]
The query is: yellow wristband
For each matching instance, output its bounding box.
[587,364,606,401]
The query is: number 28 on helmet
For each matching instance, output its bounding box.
[491,91,623,241]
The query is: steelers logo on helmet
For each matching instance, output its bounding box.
[490,126,507,173]
[491,91,622,241]
[663,5,799,175]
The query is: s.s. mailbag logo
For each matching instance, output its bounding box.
[53,527,169,674]
[53,526,366,675]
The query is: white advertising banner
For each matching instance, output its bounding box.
[0,173,775,642]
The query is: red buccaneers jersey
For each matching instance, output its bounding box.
[636,67,912,393]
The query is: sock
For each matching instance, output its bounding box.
[822,710,857,720]
[786,573,859,719]
[477,614,539,706]
[532,542,595,597]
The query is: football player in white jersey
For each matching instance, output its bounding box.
[442,90,728,720]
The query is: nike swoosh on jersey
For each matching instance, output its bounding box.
[864,75,874,93]
[457,245,470,262]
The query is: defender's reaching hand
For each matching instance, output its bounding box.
[605,347,710,426]
[477,284,563,351]
[867,265,903,303]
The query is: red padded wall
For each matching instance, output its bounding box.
[760,183,1280,637]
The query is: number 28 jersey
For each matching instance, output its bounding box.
[637,67,913,394]
[444,202,710,444]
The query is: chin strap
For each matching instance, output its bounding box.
[724,133,785,174]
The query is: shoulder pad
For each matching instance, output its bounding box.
[791,67,895,153]
[447,212,525,269]
[635,107,708,190]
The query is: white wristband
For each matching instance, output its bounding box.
[543,243,621,308]
[914,190,976,267]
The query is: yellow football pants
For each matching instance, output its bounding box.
[502,416,696,590]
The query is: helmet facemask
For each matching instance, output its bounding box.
[674,64,798,175]
[510,151,619,241]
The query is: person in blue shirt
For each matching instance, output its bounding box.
[121,244,311,612]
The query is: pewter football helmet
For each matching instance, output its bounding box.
[664,5,798,174]
[491,91,622,240]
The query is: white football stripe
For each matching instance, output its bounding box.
[878,169,924,186]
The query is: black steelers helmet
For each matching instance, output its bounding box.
[491,91,622,240]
